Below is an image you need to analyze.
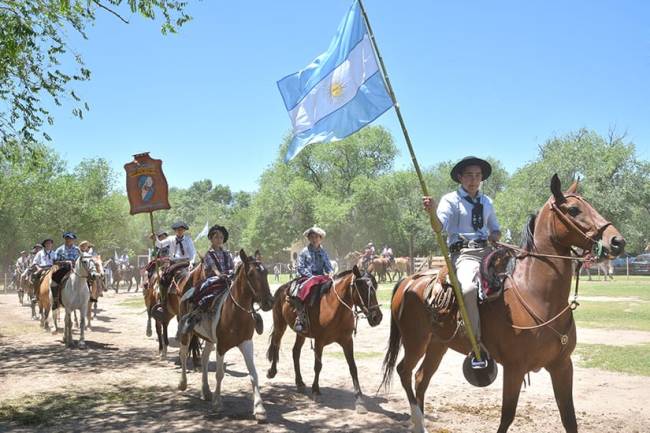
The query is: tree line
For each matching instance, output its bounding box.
[1,127,648,268]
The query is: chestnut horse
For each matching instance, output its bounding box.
[381,175,625,433]
[267,266,383,413]
[36,267,55,330]
[178,250,274,421]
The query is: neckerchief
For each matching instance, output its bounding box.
[176,236,186,256]
[463,195,484,230]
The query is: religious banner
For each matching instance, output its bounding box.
[124,152,171,215]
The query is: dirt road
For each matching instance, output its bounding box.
[1,289,648,433]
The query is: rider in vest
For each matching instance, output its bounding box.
[291,226,333,333]
[31,239,55,285]
[152,221,196,303]
[51,231,81,310]
[423,156,501,366]
[362,242,375,270]
[180,224,234,337]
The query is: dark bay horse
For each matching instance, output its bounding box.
[381,175,625,433]
[267,266,383,413]
[178,250,274,421]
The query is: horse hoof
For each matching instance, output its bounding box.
[202,388,212,401]
[355,401,367,414]
[146,329,152,337]
[311,392,321,403]
[178,379,187,391]
[78,341,86,350]
[296,383,306,393]
[267,368,277,379]
[254,408,267,423]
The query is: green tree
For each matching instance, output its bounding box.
[0,0,191,143]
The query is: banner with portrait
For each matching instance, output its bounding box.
[124,152,171,215]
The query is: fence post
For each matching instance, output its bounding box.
[626,256,630,280]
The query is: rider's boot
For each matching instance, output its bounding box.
[50,282,60,310]
[288,297,308,333]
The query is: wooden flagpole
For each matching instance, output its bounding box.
[357,0,483,360]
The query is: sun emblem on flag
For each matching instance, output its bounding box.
[330,81,345,98]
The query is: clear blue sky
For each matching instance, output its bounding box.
[47,0,650,192]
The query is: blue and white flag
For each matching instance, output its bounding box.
[278,0,394,161]
[194,221,209,242]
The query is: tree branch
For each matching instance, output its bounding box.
[92,0,129,24]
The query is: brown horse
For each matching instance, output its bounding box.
[86,255,106,328]
[380,175,625,433]
[369,257,391,282]
[178,250,274,421]
[390,257,411,281]
[267,266,383,413]
[36,267,55,331]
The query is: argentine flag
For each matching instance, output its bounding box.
[278,0,394,161]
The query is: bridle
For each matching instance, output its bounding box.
[228,259,268,316]
[498,194,614,345]
[333,272,381,321]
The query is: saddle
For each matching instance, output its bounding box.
[193,276,229,308]
[160,261,190,293]
[289,275,332,306]
[408,247,514,325]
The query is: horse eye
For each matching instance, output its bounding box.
[568,206,581,217]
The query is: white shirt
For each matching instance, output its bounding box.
[155,235,196,264]
[32,249,55,267]
[436,187,500,246]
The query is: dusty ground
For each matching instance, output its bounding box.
[1,288,649,433]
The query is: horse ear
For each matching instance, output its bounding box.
[550,174,566,204]
[565,177,579,194]
[352,265,361,277]
[239,249,248,262]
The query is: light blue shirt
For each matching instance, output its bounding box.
[297,244,333,278]
[436,188,500,246]
[55,244,81,262]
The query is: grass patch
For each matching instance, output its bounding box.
[267,273,295,285]
[328,351,383,360]
[0,385,162,427]
[574,300,650,331]
[117,297,145,309]
[575,343,650,376]
[577,276,650,300]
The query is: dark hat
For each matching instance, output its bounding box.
[208,224,229,242]
[63,231,77,240]
[41,238,54,247]
[171,221,189,230]
[450,156,492,183]
[157,230,168,237]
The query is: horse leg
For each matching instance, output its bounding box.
[415,343,448,419]
[162,320,169,359]
[311,340,324,400]
[73,310,79,329]
[155,320,164,358]
[200,340,214,401]
[339,336,366,414]
[64,310,72,347]
[213,350,225,412]
[397,349,428,433]
[496,366,526,433]
[178,337,189,391]
[78,308,86,349]
[51,307,59,335]
[292,334,307,392]
[547,358,578,433]
[238,340,267,422]
[266,307,288,379]
[146,304,153,337]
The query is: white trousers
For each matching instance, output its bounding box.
[452,247,489,342]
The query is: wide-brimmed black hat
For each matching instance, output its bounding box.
[450,156,492,183]
[63,231,77,240]
[208,224,229,242]
[41,238,54,247]
[171,221,189,230]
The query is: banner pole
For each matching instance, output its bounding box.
[149,211,164,302]
[358,0,482,360]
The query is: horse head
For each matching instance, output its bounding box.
[548,174,625,258]
[351,265,383,327]
[238,249,274,312]
[77,253,100,280]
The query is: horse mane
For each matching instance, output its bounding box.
[521,213,537,251]
[334,269,353,279]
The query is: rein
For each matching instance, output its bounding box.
[228,261,264,317]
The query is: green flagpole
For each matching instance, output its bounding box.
[357,0,482,360]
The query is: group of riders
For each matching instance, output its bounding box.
[13,232,98,310]
[13,155,500,367]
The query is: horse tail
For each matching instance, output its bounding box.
[266,284,287,364]
[379,277,405,392]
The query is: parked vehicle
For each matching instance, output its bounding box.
[631,254,650,275]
